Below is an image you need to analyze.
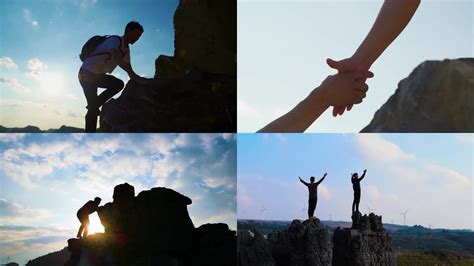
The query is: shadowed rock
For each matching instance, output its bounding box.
[332,212,395,266]
[65,183,236,266]
[268,219,332,266]
[238,229,275,266]
[362,58,474,132]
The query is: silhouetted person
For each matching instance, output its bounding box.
[78,21,144,132]
[299,173,327,219]
[76,197,101,239]
[351,169,367,213]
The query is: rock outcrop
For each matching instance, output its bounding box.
[65,183,236,266]
[268,219,332,266]
[362,58,474,132]
[238,229,275,266]
[100,0,236,132]
[332,212,395,266]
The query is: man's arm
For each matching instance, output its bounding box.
[358,169,367,181]
[299,176,308,186]
[110,48,139,80]
[316,173,327,185]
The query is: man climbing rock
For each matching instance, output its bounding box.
[78,21,144,132]
[352,169,367,213]
[299,173,327,220]
[76,197,101,239]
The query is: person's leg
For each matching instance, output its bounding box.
[79,70,100,132]
[83,216,90,238]
[308,198,316,218]
[77,224,84,238]
[94,74,125,107]
[355,192,361,212]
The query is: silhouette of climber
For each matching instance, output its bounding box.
[351,169,367,213]
[78,21,144,132]
[76,197,101,239]
[299,173,327,219]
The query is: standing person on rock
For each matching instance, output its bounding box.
[299,173,327,220]
[76,197,101,239]
[351,169,367,213]
[78,21,144,132]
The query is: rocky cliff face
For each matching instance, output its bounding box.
[362,58,474,132]
[65,183,236,266]
[100,0,236,132]
[332,212,395,266]
[268,219,332,266]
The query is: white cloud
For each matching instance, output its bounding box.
[0,133,27,143]
[0,57,18,69]
[202,175,235,189]
[356,134,416,163]
[424,163,471,188]
[366,185,380,201]
[0,77,31,93]
[318,184,331,200]
[23,9,39,29]
[26,58,48,79]
[79,0,98,10]
[0,198,51,225]
[455,134,474,145]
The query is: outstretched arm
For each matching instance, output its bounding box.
[299,176,309,186]
[258,71,372,132]
[111,49,139,80]
[316,173,327,185]
[358,169,367,181]
[327,0,421,116]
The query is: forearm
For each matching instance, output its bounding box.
[258,87,329,133]
[112,49,135,76]
[353,0,420,68]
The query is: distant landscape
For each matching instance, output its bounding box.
[0,125,83,133]
[238,219,474,265]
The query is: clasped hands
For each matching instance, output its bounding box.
[314,56,373,116]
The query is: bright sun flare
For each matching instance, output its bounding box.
[87,214,104,235]
[39,72,65,95]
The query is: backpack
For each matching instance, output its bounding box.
[79,35,125,62]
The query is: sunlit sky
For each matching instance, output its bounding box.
[0,0,178,130]
[238,0,474,132]
[0,133,236,264]
[238,133,473,230]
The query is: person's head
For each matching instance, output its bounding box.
[124,21,144,44]
[94,197,102,205]
[310,176,315,183]
[352,173,358,179]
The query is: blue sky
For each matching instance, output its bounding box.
[237,133,473,231]
[0,0,177,129]
[238,0,474,132]
[0,133,236,264]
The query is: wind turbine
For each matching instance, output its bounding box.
[260,205,267,220]
[400,210,408,226]
[367,204,376,214]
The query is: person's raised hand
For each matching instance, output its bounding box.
[326,57,372,116]
[317,70,373,108]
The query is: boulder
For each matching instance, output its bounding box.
[362,58,474,132]
[333,213,395,266]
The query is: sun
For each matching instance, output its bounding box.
[87,214,105,235]
[39,71,65,96]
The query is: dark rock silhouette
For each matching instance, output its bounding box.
[332,212,395,266]
[238,229,275,266]
[3,263,19,266]
[65,183,236,266]
[25,247,70,266]
[0,125,83,133]
[362,58,474,132]
[100,0,236,132]
[268,219,332,266]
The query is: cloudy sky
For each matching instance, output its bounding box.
[238,133,473,231]
[0,0,178,129]
[0,133,236,264]
[238,0,473,132]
